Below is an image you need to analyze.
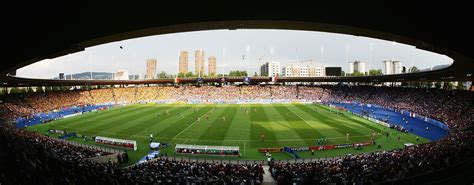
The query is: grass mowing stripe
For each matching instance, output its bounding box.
[171,105,228,140]
[83,104,160,135]
[199,105,238,141]
[223,105,251,140]
[28,103,432,164]
[262,105,307,140]
[56,105,142,129]
[35,123,375,142]
[297,104,366,137]
[272,104,322,146]
[313,103,381,132]
[135,105,201,137]
[312,105,377,132]
[223,105,252,157]
[114,105,185,135]
[172,106,215,139]
[66,105,144,130]
[158,106,213,139]
[284,104,328,138]
[286,104,343,137]
[174,105,229,140]
[293,104,350,135]
[262,104,310,148]
[337,110,383,132]
[250,104,280,148]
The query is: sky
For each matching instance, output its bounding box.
[16,29,453,79]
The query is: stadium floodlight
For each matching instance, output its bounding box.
[246,45,250,77]
[321,45,324,66]
[270,47,274,60]
[88,51,92,80]
[222,48,226,77]
[368,43,373,70]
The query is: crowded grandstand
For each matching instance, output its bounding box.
[3,2,474,184]
[0,85,473,184]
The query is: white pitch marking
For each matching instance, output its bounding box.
[172,107,214,140]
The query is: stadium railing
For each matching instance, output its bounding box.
[136,154,344,167]
[145,155,266,165]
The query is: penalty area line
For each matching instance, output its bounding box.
[172,107,214,140]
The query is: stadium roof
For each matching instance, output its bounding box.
[2,1,473,86]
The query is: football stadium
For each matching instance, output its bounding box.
[1,2,474,185]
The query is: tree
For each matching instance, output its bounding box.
[158,71,168,79]
[228,70,247,77]
[177,72,195,78]
[188,72,195,77]
[254,72,258,77]
[341,71,346,76]
[369,69,383,76]
[351,71,365,76]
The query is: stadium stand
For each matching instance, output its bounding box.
[0,85,473,184]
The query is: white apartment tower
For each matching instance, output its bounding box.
[383,60,402,75]
[282,65,325,77]
[260,61,281,77]
[348,61,366,74]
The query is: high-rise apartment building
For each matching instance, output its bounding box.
[178,50,188,74]
[208,56,216,76]
[348,60,366,74]
[195,49,205,76]
[383,60,402,75]
[146,58,157,79]
[282,65,325,77]
[260,61,281,77]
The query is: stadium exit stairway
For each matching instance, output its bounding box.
[262,165,277,184]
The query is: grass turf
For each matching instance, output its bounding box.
[27,103,429,165]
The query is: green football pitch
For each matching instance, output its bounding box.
[27,103,429,165]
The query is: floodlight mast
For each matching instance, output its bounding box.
[246,45,250,77]
[88,51,92,80]
[223,48,226,77]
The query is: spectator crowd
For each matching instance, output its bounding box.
[2,85,472,129]
[0,124,264,184]
[0,85,473,184]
